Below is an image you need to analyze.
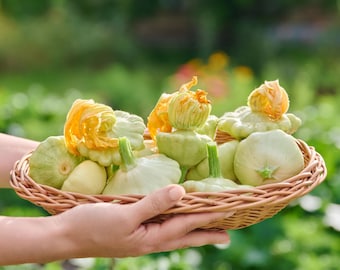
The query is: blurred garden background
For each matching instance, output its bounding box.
[0,0,340,269]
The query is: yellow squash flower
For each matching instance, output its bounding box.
[147,93,174,141]
[64,99,118,155]
[168,76,211,130]
[147,76,211,139]
[247,80,289,120]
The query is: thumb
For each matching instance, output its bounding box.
[130,184,185,224]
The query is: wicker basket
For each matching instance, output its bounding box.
[10,133,327,231]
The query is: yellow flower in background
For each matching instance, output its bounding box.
[233,66,253,79]
[247,80,289,120]
[171,51,253,100]
[207,51,229,72]
[64,99,118,155]
[168,51,255,116]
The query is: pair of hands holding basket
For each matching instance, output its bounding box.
[0,133,232,265]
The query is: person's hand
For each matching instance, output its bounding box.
[56,184,232,258]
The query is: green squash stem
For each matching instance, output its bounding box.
[207,141,222,178]
[179,166,189,184]
[257,165,278,180]
[119,137,137,171]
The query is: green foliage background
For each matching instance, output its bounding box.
[0,1,339,269]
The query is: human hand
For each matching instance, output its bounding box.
[56,184,232,258]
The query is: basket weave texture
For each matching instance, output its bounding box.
[10,135,327,231]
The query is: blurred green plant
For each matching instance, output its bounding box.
[0,3,139,71]
[0,85,86,140]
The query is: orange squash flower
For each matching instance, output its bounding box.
[168,77,211,130]
[64,99,118,155]
[247,80,289,120]
[147,76,209,140]
[147,93,174,141]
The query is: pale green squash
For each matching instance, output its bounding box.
[234,129,305,186]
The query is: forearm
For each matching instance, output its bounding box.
[0,133,39,188]
[0,215,75,265]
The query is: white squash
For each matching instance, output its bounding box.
[102,137,181,195]
[234,129,304,186]
[61,160,107,194]
[29,136,84,189]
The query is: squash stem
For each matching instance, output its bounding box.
[257,165,278,180]
[179,166,188,184]
[118,137,137,171]
[207,142,222,178]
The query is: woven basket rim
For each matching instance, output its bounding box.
[9,138,327,230]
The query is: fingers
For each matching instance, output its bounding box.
[162,229,231,251]
[133,211,234,255]
[128,185,185,224]
[136,223,231,256]
[159,211,234,238]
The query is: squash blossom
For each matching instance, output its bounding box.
[147,76,211,140]
[218,80,301,139]
[64,99,118,155]
[149,76,214,182]
[168,76,211,130]
[147,93,173,141]
[247,79,289,120]
[64,99,146,166]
